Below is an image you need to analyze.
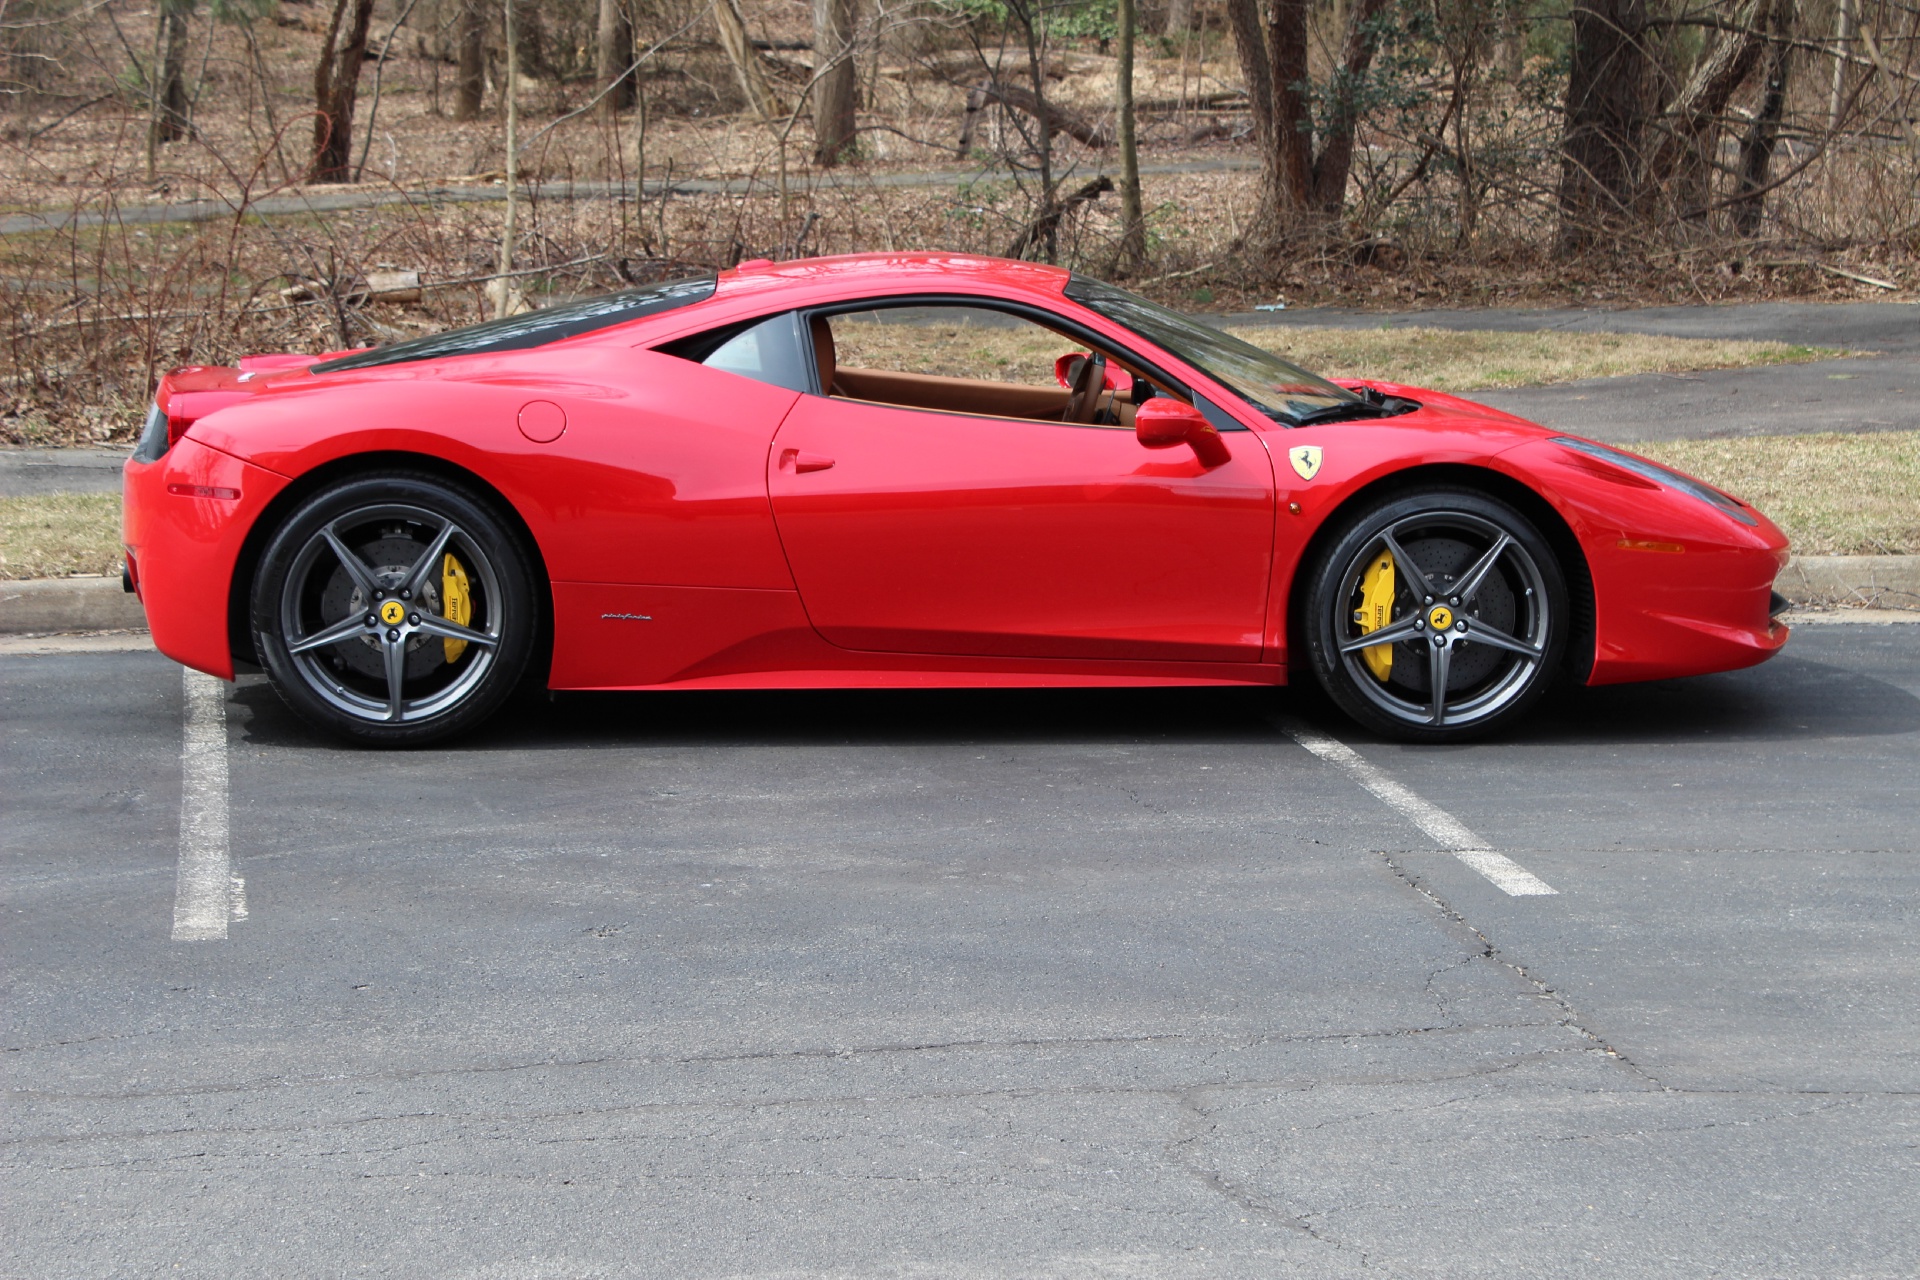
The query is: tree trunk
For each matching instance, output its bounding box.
[1827,0,1851,129]
[811,0,858,165]
[1227,0,1387,244]
[597,0,636,115]
[454,0,486,122]
[1263,0,1315,214]
[496,0,520,318]
[309,0,378,182]
[1116,0,1144,267]
[1307,0,1391,213]
[1012,0,1056,259]
[1734,0,1796,235]
[713,0,780,122]
[152,0,191,146]
[1556,0,1654,250]
[1223,0,1274,159]
[1162,0,1193,38]
[1643,0,1775,219]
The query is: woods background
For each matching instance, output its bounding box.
[2,0,1916,444]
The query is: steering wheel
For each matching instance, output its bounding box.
[1063,351,1108,424]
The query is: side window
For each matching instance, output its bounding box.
[815,304,1154,426]
[828,305,1069,388]
[664,311,813,393]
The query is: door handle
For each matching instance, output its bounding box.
[780,448,835,474]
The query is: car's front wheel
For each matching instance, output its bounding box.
[1303,488,1568,742]
[252,473,536,746]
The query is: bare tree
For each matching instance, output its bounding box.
[597,0,636,116]
[1642,0,1779,218]
[1116,0,1144,267]
[713,0,779,121]
[151,0,192,147]
[1556,0,1654,249]
[1161,0,1193,38]
[309,0,378,182]
[1225,0,1392,244]
[1733,0,1798,234]
[454,0,487,121]
[496,0,520,317]
[812,0,858,165]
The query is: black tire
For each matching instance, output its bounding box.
[251,472,536,746]
[1302,488,1567,743]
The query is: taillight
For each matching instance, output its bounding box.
[166,412,195,447]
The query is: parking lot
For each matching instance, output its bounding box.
[5,617,1917,1278]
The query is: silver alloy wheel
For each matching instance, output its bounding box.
[278,503,505,725]
[1331,510,1552,730]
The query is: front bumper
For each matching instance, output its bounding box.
[1584,518,1791,686]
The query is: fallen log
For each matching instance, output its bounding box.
[958,81,1112,154]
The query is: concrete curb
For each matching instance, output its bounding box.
[3,556,1915,635]
[1,577,147,633]
[1776,555,1920,610]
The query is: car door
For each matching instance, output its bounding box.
[766,302,1275,663]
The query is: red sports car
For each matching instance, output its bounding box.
[122,253,1790,745]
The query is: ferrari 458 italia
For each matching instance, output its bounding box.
[122,253,1791,744]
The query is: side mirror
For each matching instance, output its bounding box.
[1134,397,1231,467]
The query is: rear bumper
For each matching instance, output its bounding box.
[123,438,289,679]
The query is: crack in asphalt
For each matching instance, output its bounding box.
[1373,849,1664,1088]
[0,1048,1624,1155]
[21,1043,1903,1164]
[1,1022,1548,1096]
[1163,1086,1395,1273]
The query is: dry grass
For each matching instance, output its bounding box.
[1231,327,1839,391]
[0,493,122,580]
[1631,431,1920,556]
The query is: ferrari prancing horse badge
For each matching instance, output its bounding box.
[1289,445,1323,480]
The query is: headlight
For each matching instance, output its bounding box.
[1551,436,1756,526]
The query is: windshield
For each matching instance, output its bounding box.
[1064,275,1358,422]
[312,274,716,373]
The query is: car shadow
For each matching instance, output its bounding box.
[1519,653,1920,745]
[230,680,1292,752]
[230,647,1919,753]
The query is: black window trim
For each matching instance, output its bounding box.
[311,273,718,374]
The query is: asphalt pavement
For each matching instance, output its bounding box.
[5,620,1917,1278]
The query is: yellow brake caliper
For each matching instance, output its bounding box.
[1355,552,1396,681]
[441,553,471,663]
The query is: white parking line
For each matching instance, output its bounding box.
[1278,718,1558,897]
[171,668,239,940]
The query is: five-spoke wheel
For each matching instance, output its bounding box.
[252,474,536,745]
[1304,489,1567,742]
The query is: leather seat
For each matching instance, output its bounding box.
[809,315,836,396]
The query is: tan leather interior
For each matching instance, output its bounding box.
[809,314,837,395]
[833,367,1073,421]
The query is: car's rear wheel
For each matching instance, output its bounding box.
[1303,489,1567,742]
[252,473,535,746]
